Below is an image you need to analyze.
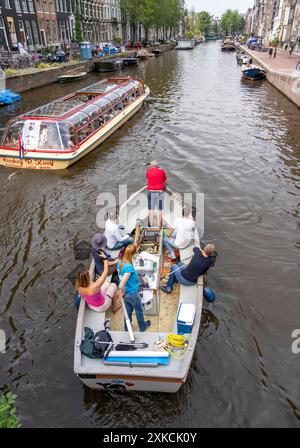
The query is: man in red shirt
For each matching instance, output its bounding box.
[146,160,167,227]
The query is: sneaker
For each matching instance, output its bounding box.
[161,285,172,294]
[142,320,151,332]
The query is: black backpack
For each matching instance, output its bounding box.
[94,330,113,359]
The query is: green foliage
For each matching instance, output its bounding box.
[120,0,185,38]
[186,9,212,36]
[0,392,21,428]
[74,6,83,43]
[220,9,245,35]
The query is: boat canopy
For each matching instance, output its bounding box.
[1,78,144,152]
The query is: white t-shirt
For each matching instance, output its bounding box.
[105,219,129,249]
[173,217,195,249]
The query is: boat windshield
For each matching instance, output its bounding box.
[1,120,24,147]
[68,111,89,129]
[2,119,76,151]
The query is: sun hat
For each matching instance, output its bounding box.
[91,233,107,250]
[150,160,158,166]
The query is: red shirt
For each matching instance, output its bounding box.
[146,167,167,191]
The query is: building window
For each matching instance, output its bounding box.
[15,0,21,12]
[28,0,34,12]
[0,17,9,51]
[32,21,40,45]
[24,20,33,45]
[5,0,12,8]
[21,0,28,12]
[43,0,49,13]
[7,17,18,44]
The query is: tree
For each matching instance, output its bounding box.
[197,11,212,35]
[220,9,245,35]
[74,6,83,43]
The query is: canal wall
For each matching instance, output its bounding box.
[243,47,300,109]
[5,43,175,94]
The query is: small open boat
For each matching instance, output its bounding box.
[221,38,236,52]
[0,77,149,170]
[94,59,123,72]
[137,50,149,60]
[58,71,88,83]
[151,49,163,56]
[175,40,194,50]
[74,187,204,393]
[242,64,266,80]
[122,57,139,66]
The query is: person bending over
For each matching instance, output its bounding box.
[161,244,216,294]
[163,207,195,260]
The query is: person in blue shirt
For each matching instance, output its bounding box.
[117,245,150,332]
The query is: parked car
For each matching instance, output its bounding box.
[133,41,142,49]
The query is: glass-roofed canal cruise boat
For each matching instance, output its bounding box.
[0,77,150,170]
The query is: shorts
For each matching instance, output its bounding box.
[147,191,164,211]
[88,283,117,313]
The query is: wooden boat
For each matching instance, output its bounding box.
[58,71,88,83]
[221,39,236,52]
[74,186,204,392]
[122,57,139,66]
[242,64,266,81]
[137,50,149,60]
[0,77,150,170]
[150,49,163,56]
[94,59,123,72]
[175,40,194,50]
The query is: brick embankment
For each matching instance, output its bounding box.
[5,43,175,94]
[242,46,300,108]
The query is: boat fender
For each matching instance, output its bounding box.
[203,287,216,303]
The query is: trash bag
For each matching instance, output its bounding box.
[94,330,113,358]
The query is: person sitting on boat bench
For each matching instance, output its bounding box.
[163,206,195,260]
[91,233,119,276]
[161,244,216,294]
[118,245,150,332]
[146,160,167,227]
[105,210,134,250]
[76,262,120,313]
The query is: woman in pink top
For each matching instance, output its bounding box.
[76,257,120,313]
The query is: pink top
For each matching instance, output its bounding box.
[81,291,105,308]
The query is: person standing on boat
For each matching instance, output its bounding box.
[161,244,216,294]
[76,262,120,313]
[146,160,167,227]
[105,210,133,250]
[117,245,151,332]
[163,207,195,260]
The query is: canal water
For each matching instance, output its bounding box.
[0,42,299,428]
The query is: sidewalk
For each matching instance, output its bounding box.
[245,47,300,75]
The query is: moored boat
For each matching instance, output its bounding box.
[122,57,139,66]
[150,49,163,56]
[175,40,194,50]
[0,77,150,170]
[221,38,236,51]
[58,71,88,83]
[94,59,123,72]
[242,64,266,81]
[74,186,204,393]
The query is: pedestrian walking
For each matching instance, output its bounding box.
[289,43,295,56]
[273,45,278,59]
[296,60,300,71]
[269,47,273,58]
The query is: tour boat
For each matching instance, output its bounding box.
[242,65,266,81]
[74,186,204,393]
[0,77,150,170]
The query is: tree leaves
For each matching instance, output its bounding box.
[0,391,21,429]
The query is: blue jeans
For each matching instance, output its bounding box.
[165,262,196,291]
[124,292,148,332]
[112,236,133,250]
[163,236,177,259]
